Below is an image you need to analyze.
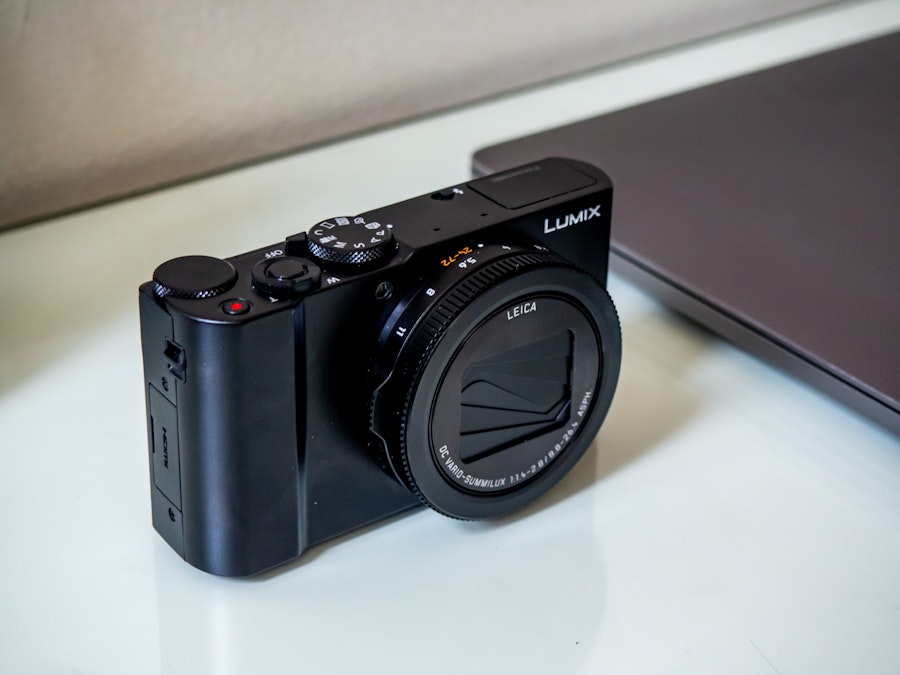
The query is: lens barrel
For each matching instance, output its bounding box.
[371,243,621,519]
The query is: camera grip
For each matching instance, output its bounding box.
[141,288,302,576]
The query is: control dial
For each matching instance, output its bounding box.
[306,216,396,267]
[152,255,237,299]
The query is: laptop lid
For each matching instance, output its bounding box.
[473,32,900,434]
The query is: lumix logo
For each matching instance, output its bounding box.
[544,204,602,234]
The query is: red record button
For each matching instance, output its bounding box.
[222,298,251,315]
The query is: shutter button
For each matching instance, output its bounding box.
[267,258,309,280]
[251,256,320,299]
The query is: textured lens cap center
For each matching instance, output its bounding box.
[428,295,599,494]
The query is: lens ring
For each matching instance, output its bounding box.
[371,246,621,519]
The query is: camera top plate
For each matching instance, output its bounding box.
[147,158,612,327]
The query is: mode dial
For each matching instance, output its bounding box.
[305,216,396,267]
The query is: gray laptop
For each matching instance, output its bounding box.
[473,32,900,435]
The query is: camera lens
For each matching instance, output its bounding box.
[370,243,620,519]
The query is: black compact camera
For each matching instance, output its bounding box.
[139,158,622,576]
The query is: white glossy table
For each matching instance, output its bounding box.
[2,2,899,672]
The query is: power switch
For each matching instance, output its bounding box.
[149,385,181,509]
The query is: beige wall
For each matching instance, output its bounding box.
[0,0,832,229]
